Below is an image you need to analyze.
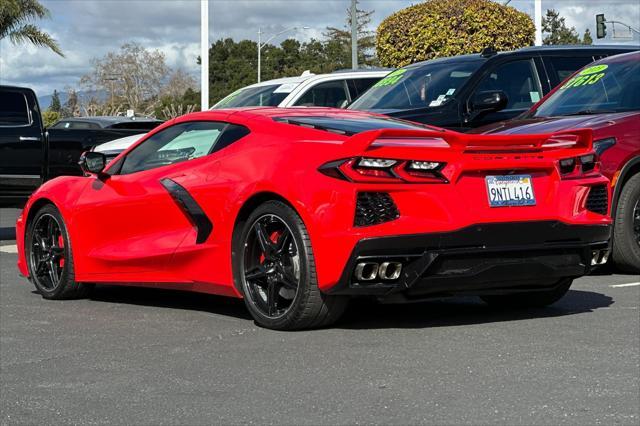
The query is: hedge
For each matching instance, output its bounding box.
[376,0,535,68]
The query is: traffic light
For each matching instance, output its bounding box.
[596,14,607,39]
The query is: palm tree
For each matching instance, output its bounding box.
[0,0,63,56]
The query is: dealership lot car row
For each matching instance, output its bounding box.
[1,47,639,329]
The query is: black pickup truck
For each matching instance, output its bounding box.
[0,85,163,205]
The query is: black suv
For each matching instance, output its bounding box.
[349,45,638,131]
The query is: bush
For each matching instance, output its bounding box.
[376,0,535,68]
[41,110,60,128]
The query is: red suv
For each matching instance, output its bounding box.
[475,52,640,273]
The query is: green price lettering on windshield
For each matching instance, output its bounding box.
[374,69,407,87]
[561,72,606,90]
[579,64,608,76]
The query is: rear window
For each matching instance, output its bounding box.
[274,115,437,136]
[0,91,30,126]
[53,121,101,129]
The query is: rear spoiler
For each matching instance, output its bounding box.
[344,128,593,154]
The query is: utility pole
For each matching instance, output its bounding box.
[351,0,357,70]
[534,0,542,46]
[200,0,209,111]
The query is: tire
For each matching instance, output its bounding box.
[612,173,640,274]
[480,278,573,308]
[233,200,347,330]
[25,204,92,299]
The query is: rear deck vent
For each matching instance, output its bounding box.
[586,184,608,215]
[355,192,399,227]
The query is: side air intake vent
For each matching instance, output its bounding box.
[586,184,608,215]
[355,192,399,227]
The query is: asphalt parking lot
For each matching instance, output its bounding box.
[0,207,638,425]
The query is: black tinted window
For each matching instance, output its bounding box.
[0,91,30,125]
[544,56,595,85]
[294,80,349,108]
[474,60,542,110]
[347,78,381,100]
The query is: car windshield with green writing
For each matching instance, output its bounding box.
[212,84,290,108]
[349,61,482,110]
[530,60,640,117]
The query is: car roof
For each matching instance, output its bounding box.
[58,116,163,127]
[404,44,639,70]
[595,50,640,63]
[243,69,392,89]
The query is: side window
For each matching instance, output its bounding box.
[544,56,595,86]
[474,60,543,110]
[119,121,226,175]
[0,91,30,126]
[294,80,349,108]
[347,78,381,101]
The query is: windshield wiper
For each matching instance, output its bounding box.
[561,109,618,116]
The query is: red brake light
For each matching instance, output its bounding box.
[319,157,448,183]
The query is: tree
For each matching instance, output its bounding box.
[161,68,196,100]
[542,9,590,45]
[41,110,60,127]
[61,88,79,118]
[49,90,61,113]
[324,0,378,67]
[376,0,534,68]
[0,0,63,56]
[80,42,169,111]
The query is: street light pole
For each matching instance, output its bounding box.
[351,0,357,70]
[201,0,209,110]
[257,26,309,83]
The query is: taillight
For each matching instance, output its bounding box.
[558,153,599,178]
[319,157,448,183]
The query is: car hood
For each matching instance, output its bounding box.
[473,112,639,135]
[94,133,146,152]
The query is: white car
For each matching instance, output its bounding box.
[92,70,390,158]
[92,133,145,163]
[212,69,390,109]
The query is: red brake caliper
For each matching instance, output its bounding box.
[259,231,282,264]
[58,235,65,268]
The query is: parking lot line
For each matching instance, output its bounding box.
[610,282,640,288]
[0,244,18,254]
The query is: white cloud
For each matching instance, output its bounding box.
[1,0,638,97]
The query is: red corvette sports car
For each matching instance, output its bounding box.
[17,108,611,330]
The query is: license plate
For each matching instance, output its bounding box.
[486,175,536,207]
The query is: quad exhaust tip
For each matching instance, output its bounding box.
[354,261,403,282]
[591,249,609,266]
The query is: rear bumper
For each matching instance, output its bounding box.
[327,221,610,298]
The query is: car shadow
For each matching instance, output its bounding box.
[86,285,253,321]
[69,285,613,330]
[338,290,613,330]
[0,227,16,241]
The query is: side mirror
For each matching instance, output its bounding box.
[79,151,107,176]
[470,90,508,114]
[338,99,350,109]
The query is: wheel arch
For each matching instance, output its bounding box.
[611,155,640,217]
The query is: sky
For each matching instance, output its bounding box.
[0,0,638,97]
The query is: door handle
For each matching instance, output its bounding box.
[19,136,40,142]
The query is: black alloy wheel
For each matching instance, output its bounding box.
[233,200,347,330]
[241,214,300,319]
[29,213,66,291]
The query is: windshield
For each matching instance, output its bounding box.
[212,84,293,108]
[531,60,640,117]
[349,61,483,110]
